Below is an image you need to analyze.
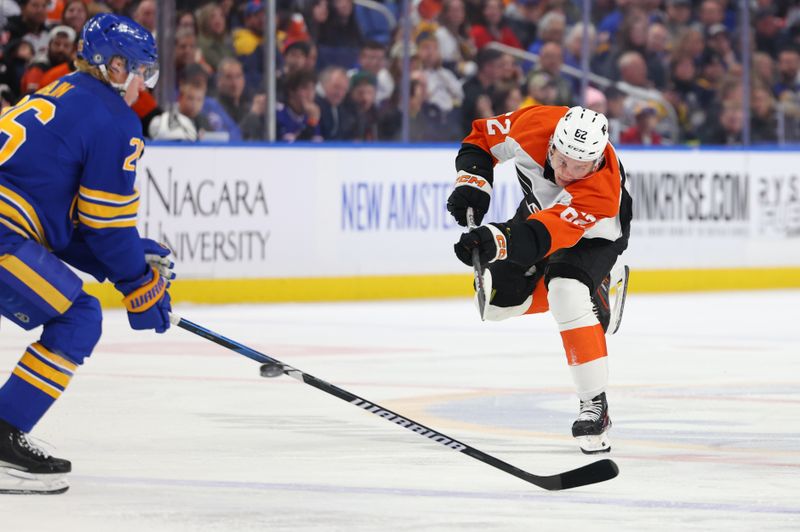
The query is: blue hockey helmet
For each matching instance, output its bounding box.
[78,13,159,89]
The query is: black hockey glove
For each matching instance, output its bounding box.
[446,171,492,226]
[455,221,549,268]
[454,223,509,266]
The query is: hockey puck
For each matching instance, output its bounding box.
[259,363,283,378]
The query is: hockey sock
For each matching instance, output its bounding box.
[0,342,76,432]
[524,276,549,315]
[568,356,609,401]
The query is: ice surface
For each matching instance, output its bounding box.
[1,291,799,531]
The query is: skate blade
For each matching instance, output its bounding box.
[0,466,69,494]
[575,432,612,454]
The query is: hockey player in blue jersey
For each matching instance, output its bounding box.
[0,14,172,494]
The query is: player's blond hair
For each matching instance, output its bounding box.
[75,57,109,84]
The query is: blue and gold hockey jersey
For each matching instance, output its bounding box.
[0,71,148,284]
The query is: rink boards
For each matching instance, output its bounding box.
[84,144,800,305]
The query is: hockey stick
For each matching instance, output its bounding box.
[170,314,619,490]
[466,207,487,321]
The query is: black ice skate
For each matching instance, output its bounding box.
[0,418,70,494]
[571,392,612,454]
[593,263,629,335]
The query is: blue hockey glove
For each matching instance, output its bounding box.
[115,266,172,333]
[141,238,176,281]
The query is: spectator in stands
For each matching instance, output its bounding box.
[521,71,557,107]
[61,0,88,35]
[505,0,547,50]
[528,41,573,106]
[754,7,783,59]
[104,0,134,17]
[490,83,522,114]
[751,84,779,143]
[345,71,380,141]
[774,47,800,100]
[132,0,156,36]
[240,92,268,140]
[5,0,50,57]
[416,31,463,137]
[700,99,744,145]
[435,0,477,78]
[469,0,522,50]
[0,0,20,29]
[177,81,214,139]
[599,10,648,81]
[584,85,608,114]
[671,27,706,65]
[180,63,241,141]
[175,28,212,88]
[348,41,393,104]
[176,9,198,35]
[317,0,363,69]
[316,65,357,140]
[354,0,391,45]
[233,0,264,57]
[461,47,503,134]
[752,51,776,88]
[644,22,669,90]
[277,40,313,101]
[664,0,693,37]
[304,0,329,42]
[563,22,599,73]
[667,53,705,142]
[386,40,422,96]
[19,24,75,94]
[705,23,738,72]
[277,69,323,142]
[617,50,649,89]
[233,0,267,89]
[604,86,626,145]
[379,78,451,142]
[196,1,235,72]
[406,77,453,141]
[214,57,257,128]
[696,48,726,107]
[596,0,634,47]
[496,52,523,90]
[695,0,726,36]
[526,10,565,56]
[620,103,663,145]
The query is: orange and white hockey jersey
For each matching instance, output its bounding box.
[457,105,632,263]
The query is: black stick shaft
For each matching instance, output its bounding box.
[466,208,486,321]
[171,315,618,490]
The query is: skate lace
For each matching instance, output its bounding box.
[577,400,604,422]
[17,433,51,459]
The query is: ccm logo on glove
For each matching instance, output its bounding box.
[455,173,490,190]
[487,224,507,261]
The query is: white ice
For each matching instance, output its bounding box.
[1,290,799,531]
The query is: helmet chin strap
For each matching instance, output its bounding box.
[98,64,136,96]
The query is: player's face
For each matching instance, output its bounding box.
[549,146,596,187]
[107,57,147,106]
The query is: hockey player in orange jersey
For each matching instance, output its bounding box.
[448,105,631,454]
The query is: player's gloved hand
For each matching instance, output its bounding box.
[446,171,492,226]
[115,266,172,333]
[454,223,509,266]
[141,238,176,281]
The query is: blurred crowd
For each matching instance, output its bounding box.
[2,0,800,145]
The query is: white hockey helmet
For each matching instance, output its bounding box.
[552,106,609,162]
